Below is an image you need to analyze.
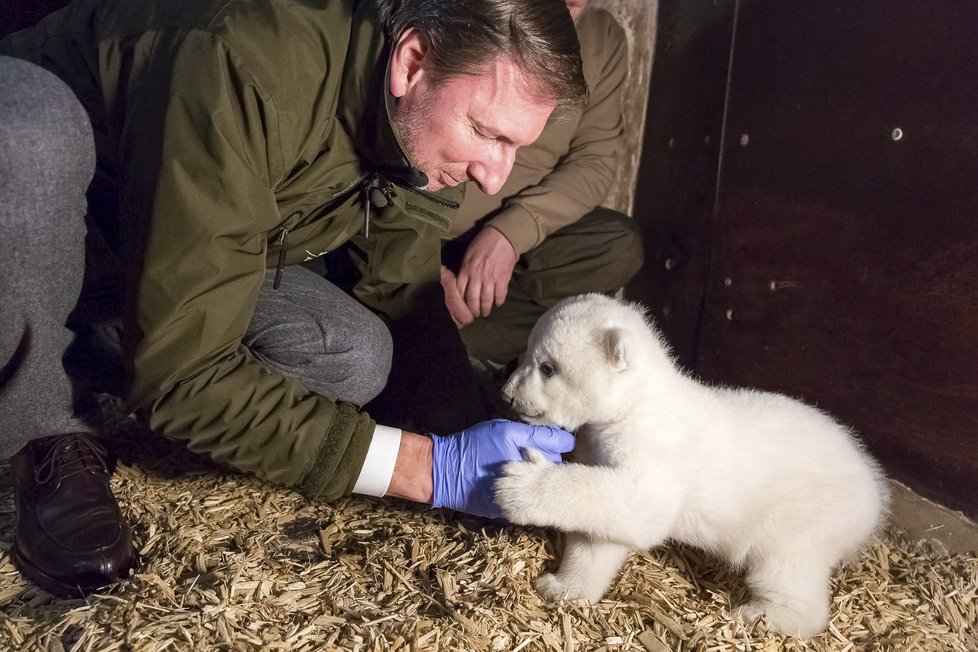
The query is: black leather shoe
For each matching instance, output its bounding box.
[11,432,139,596]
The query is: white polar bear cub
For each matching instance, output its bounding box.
[495,293,889,638]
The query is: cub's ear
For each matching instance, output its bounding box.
[599,327,629,372]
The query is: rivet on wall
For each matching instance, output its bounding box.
[891,128,904,141]
[668,137,675,149]
[725,308,734,321]
[739,134,750,146]
[723,277,733,287]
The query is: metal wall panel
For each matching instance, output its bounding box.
[627,0,736,365]
[632,0,978,517]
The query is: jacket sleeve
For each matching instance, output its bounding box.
[118,31,373,500]
[487,17,629,255]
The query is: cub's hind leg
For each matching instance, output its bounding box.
[537,532,632,603]
[738,550,834,639]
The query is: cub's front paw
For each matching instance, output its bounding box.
[536,572,602,602]
[493,448,555,526]
[536,572,571,601]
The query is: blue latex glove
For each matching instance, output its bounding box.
[431,419,575,519]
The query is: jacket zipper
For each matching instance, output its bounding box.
[396,182,460,209]
[272,225,289,289]
[271,172,459,288]
[270,175,368,291]
[337,171,460,209]
[273,210,303,289]
[359,175,460,237]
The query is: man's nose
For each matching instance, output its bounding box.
[469,147,517,195]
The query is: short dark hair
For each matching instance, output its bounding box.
[377,0,588,111]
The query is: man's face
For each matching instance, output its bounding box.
[392,56,555,194]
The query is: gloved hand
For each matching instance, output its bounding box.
[431,419,575,519]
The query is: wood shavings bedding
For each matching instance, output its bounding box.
[1,429,975,651]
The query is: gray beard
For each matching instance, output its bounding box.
[391,93,433,178]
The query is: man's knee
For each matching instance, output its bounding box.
[571,208,645,288]
[248,303,393,406]
[332,313,393,405]
[513,209,645,304]
[0,57,94,208]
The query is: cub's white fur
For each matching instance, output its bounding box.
[495,293,889,638]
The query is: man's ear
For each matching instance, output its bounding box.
[389,28,429,98]
[599,327,629,372]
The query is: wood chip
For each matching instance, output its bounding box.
[1,448,976,651]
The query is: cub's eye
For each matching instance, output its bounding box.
[540,362,556,378]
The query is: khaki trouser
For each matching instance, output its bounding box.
[446,208,645,367]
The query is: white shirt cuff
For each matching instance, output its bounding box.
[351,425,401,497]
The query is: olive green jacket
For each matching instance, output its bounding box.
[449,9,627,255]
[1,0,462,499]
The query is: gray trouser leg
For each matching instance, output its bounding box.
[244,266,393,407]
[0,57,94,459]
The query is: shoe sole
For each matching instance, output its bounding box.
[10,542,137,597]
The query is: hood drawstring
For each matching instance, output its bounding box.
[361,174,395,239]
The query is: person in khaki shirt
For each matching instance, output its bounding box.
[440,0,644,370]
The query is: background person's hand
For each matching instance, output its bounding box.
[456,227,517,318]
[431,419,575,519]
[440,265,475,328]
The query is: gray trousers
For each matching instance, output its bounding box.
[0,57,391,459]
[0,57,94,457]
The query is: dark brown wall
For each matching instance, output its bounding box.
[631,0,978,518]
[0,0,66,37]
[628,0,735,365]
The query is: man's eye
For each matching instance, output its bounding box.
[540,363,556,378]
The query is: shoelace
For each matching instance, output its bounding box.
[34,433,111,485]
